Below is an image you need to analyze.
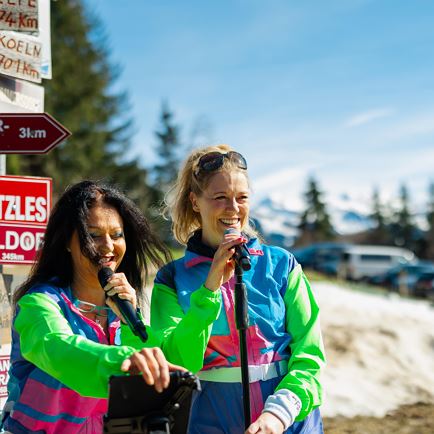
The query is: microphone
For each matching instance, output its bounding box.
[224,228,251,271]
[98,267,148,342]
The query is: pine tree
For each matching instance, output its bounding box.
[148,102,183,245]
[297,176,334,245]
[390,184,414,248]
[152,101,182,193]
[7,0,153,209]
[369,187,390,244]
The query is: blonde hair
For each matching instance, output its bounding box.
[163,144,259,245]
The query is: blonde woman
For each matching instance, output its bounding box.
[151,145,325,434]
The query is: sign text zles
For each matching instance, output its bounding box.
[0,175,51,264]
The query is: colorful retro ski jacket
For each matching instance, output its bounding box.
[0,282,160,434]
[151,234,326,423]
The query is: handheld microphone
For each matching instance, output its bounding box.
[224,228,251,271]
[98,267,148,342]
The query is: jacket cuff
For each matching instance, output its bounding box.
[262,389,302,430]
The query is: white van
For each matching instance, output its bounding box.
[338,245,416,280]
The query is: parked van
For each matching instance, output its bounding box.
[338,245,416,281]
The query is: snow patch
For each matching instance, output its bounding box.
[314,282,434,417]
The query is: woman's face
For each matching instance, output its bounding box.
[190,170,250,248]
[68,203,126,286]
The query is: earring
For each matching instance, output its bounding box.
[67,247,71,252]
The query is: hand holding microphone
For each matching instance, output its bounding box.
[98,268,187,391]
[98,267,148,342]
[224,228,251,271]
[205,229,251,291]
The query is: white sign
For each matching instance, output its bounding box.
[0,30,41,82]
[0,0,39,33]
[0,73,44,111]
[38,0,49,78]
[0,0,50,82]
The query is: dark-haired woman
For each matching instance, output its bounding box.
[0,180,182,434]
[151,145,325,433]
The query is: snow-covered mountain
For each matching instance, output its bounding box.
[251,193,375,247]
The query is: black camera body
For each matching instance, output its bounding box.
[103,371,200,434]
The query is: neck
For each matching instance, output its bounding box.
[187,230,218,258]
[201,232,219,249]
[71,274,105,306]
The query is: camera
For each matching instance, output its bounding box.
[103,371,200,434]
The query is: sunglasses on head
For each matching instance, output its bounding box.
[194,151,248,177]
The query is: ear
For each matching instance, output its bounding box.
[189,191,200,213]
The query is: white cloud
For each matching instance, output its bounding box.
[345,108,394,127]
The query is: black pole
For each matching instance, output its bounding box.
[234,263,251,429]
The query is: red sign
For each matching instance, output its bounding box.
[0,112,71,153]
[0,175,51,264]
[0,355,9,398]
[0,223,45,264]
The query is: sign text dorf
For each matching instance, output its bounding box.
[0,30,41,82]
[0,112,71,153]
[0,0,38,32]
[0,175,51,264]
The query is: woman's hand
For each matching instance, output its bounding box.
[245,412,285,434]
[205,233,247,291]
[121,347,186,393]
[102,272,137,321]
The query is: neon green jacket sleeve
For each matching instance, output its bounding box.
[150,283,222,373]
[16,292,140,398]
[119,310,163,349]
[275,264,326,421]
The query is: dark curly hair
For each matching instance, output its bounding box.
[13,180,171,305]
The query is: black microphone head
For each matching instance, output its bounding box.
[98,266,113,288]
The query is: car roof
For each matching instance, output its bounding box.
[342,244,414,256]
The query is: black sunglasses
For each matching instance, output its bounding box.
[194,151,247,177]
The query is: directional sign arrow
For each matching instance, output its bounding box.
[0,112,71,154]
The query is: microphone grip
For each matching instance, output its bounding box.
[233,245,251,271]
[113,294,148,343]
[98,267,148,342]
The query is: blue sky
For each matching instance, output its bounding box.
[88,0,434,211]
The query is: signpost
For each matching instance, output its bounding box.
[0,0,53,412]
[0,175,51,265]
[0,112,70,153]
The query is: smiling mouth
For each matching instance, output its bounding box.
[220,218,240,226]
[98,256,115,266]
